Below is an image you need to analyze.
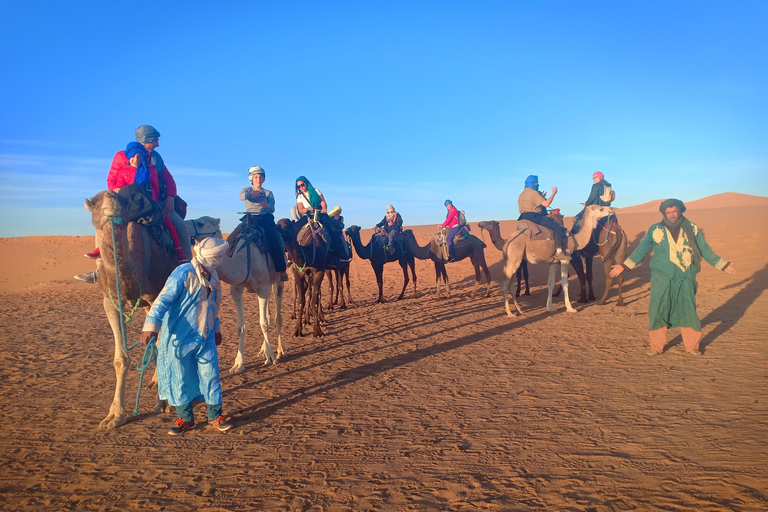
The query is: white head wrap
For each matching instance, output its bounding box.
[196,237,229,270]
[386,204,395,213]
[248,165,265,178]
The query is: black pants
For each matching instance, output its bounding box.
[248,213,286,272]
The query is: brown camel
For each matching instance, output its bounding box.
[344,225,417,303]
[86,190,218,429]
[478,205,614,316]
[569,215,627,305]
[400,228,492,299]
[277,217,328,337]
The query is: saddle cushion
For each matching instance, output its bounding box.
[517,220,554,241]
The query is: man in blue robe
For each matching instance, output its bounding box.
[141,237,233,435]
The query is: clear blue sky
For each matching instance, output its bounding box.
[1,1,766,237]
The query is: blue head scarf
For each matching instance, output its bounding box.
[525,175,539,191]
[124,142,152,196]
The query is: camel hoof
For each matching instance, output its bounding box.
[99,415,126,429]
[566,308,578,313]
[229,364,245,374]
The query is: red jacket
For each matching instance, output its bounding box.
[107,150,160,201]
[441,205,459,228]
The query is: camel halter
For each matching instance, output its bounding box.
[109,216,158,417]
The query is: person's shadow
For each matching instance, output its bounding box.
[667,263,768,351]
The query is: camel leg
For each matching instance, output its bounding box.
[272,281,285,358]
[561,261,577,313]
[311,272,324,337]
[471,262,481,298]
[255,285,278,365]
[585,254,596,301]
[294,280,306,337]
[483,263,492,298]
[501,277,515,317]
[397,260,409,300]
[374,264,385,303]
[325,269,334,310]
[433,264,442,299]
[344,269,353,304]
[546,264,557,312]
[409,261,418,299]
[99,296,130,429]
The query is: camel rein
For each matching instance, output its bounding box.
[109,217,157,417]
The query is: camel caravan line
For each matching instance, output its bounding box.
[85,188,625,429]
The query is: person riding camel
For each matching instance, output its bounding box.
[517,175,569,261]
[294,176,351,262]
[74,141,187,284]
[573,171,615,233]
[375,204,403,254]
[226,165,289,281]
[440,199,461,262]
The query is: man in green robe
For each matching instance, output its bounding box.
[610,199,736,356]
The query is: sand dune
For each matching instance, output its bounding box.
[1,193,766,511]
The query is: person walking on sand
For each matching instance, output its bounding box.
[141,237,233,435]
[610,199,736,356]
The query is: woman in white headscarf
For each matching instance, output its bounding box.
[375,204,403,253]
[141,237,232,435]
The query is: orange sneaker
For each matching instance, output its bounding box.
[168,418,196,436]
[209,415,232,432]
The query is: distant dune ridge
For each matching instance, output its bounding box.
[614,192,768,214]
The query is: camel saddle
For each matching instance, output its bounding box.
[517,219,558,241]
[229,217,268,257]
[116,184,175,258]
[433,225,471,247]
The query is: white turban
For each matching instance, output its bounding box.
[196,237,229,270]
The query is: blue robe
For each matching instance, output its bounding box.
[143,261,223,406]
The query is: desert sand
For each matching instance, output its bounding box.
[1,193,767,511]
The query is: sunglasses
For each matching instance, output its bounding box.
[297,183,307,188]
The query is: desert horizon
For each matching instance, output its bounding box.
[1,192,767,511]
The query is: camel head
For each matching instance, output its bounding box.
[276,218,297,245]
[477,220,499,233]
[185,216,222,242]
[583,205,615,230]
[85,190,127,230]
[344,225,361,239]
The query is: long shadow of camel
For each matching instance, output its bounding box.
[230,302,555,426]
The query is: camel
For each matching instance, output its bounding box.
[325,256,352,310]
[344,225,417,303]
[569,215,627,305]
[194,215,285,373]
[86,190,216,429]
[488,210,566,298]
[478,205,614,317]
[277,217,329,337]
[400,228,492,299]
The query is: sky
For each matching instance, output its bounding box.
[1,1,767,237]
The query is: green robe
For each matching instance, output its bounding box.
[624,221,728,331]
